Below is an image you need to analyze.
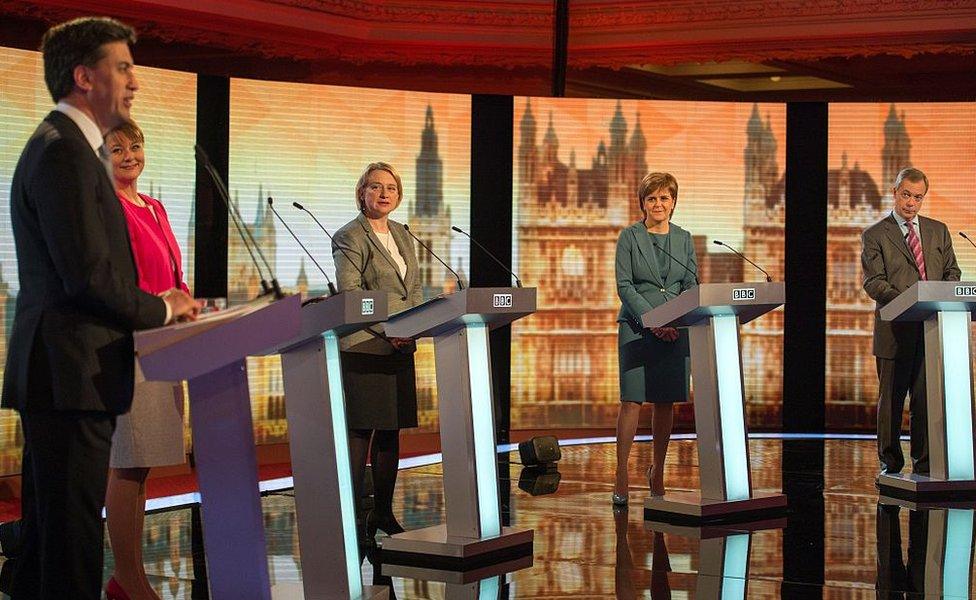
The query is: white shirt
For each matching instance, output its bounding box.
[54,101,174,324]
[374,230,407,278]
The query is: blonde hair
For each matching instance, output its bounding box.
[105,120,145,145]
[355,162,403,212]
[637,172,678,219]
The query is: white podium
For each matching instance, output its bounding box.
[380,287,536,568]
[878,281,976,499]
[258,291,390,600]
[642,282,787,523]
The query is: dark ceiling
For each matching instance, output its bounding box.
[2,1,975,102]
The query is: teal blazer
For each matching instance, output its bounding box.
[615,221,698,326]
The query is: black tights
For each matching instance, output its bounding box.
[349,428,400,518]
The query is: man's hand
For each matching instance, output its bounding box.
[162,289,201,323]
[651,327,679,342]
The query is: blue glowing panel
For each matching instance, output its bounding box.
[713,315,751,501]
[465,322,501,537]
[943,509,974,598]
[939,312,975,480]
[720,533,750,600]
[324,331,363,597]
[478,576,501,600]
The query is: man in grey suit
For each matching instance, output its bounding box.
[861,167,961,479]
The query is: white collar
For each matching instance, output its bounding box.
[891,211,919,229]
[55,100,103,154]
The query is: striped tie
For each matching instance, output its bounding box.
[905,220,927,280]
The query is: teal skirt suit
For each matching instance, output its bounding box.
[615,221,698,404]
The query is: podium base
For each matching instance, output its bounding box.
[380,524,533,570]
[643,490,787,524]
[878,473,976,500]
[270,583,388,599]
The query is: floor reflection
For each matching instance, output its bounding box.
[1,438,975,598]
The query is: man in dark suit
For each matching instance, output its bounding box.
[3,17,198,598]
[861,167,961,480]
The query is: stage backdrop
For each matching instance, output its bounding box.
[511,99,787,430]
[825,103,976,430]
[0,46,197,475]
[227,79,471,442]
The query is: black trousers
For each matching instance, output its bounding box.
[11,410,114,599]
[875,504,927,598]
[876,339,928,475]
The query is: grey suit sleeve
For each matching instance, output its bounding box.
[680,231,699,292]
[30,137,166,330]
[332,228,366,292]
[861,229,901,305]
[940,224,962,281]
[616,229,654,319]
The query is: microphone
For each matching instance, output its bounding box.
[651,240,699,286]
[451,225,521,288]
[960,231,976,250]
[403,224,464,291]
[292,202,363,278]
[267,197,336,296]
[713,239,772,282]
[195,144,282,299]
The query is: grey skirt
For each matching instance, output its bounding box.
[341,350,418,431]
[618,319,691,404]
[110,360,187,469]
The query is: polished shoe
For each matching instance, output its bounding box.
[105,577,132,600]
[366,511,405,538]
[611,492,628,506]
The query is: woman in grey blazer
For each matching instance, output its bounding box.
[332,162,424,543]
[613,172,698,505]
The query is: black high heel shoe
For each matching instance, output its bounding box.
[366,510,406,538]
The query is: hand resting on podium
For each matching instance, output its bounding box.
[161,288,201,323]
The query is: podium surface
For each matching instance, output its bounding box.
[642,282,787,522]
[877,281,976,499]
[381,287,536,568]
[135,295,301,599]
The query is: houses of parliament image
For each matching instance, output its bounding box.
[509,100,918,431]
[0,100,939,475]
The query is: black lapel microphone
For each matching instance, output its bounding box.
[713,239,773,282]
[267,198,337,296]
[960,231,976,250]
[651,239,699,286]
[292,202,363,278]
[195,144,282,299]
[451,225,522,288]
[402,224,464,291]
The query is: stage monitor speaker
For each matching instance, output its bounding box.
[518,436,561,466]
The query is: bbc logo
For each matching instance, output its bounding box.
[361,298,375,316]
[732,288,756,301]
[955,286,976,297]
[493,293,514,308]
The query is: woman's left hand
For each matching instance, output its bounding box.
[651,327,679,342]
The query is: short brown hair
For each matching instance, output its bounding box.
[637,172,679,218]
[105,120,145,145]
[355,162,403,211]
[41,17,136,102]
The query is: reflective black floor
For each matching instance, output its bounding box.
[5,437,976,598]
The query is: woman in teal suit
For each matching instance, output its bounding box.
[613,172,698,505]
